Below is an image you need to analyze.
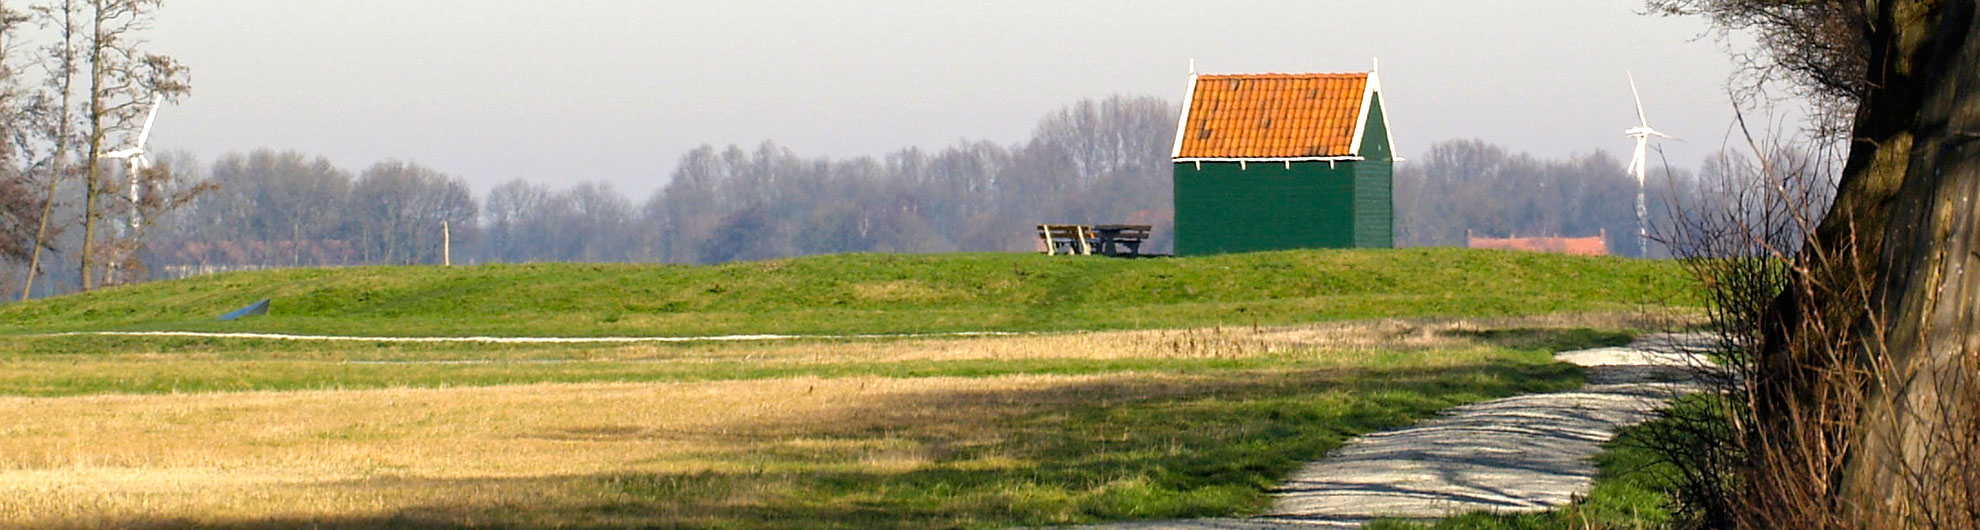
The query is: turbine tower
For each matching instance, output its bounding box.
[1623,73,1669,258]
[104,94,164,236]
[101,94,163,285]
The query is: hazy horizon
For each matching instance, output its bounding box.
[147,0,1796,197]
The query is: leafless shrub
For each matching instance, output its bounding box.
[1647,104,1832,528]
[1651,102,1980,528]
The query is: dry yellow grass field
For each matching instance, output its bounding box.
[3,374,1142,527]
[0,314,1682,529]
[639,312,1681,363]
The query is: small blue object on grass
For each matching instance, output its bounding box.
[218,298,271,321]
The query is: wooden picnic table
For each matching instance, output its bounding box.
[1037,224,1153,257]
[1091,224,1152,256]
[1036,224,1095,255]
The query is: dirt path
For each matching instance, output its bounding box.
[1079,333,1713,529]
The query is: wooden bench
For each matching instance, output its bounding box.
[1092,224,1152,256]
[1036,224,1095,255]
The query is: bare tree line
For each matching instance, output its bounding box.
[5,90,1784,297]
[1403,139,1681,255]
[0,0,190,299]
[98,95,1185,280]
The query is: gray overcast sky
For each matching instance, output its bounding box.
[147,1,1783,198]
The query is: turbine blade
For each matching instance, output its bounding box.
[1628,72,1650,129]
[135,94,163,149]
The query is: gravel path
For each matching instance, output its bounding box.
[1077,333,1714,529]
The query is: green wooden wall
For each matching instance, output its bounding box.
[1173,160,1358,255]
[1172,93,1393,255]
[1353,94,1394,248]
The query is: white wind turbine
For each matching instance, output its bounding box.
[1624,73,1670,258]
[104,94,164,235]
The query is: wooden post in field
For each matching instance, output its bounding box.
[442,221,452,267]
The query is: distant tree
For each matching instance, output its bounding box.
[629,190,672,262]
[913,141,1009,247]
[69,0,188,290]
[629,97,1177,261]
[565,181,633,261]
[796,185,950,256]
[165,149,352,267]
[95,95,1186,272]
[1394,139,1688,257]
[1555,151,1637,254]
[105,152,208,280]
[1396,139,1508,246]
[17,0,80,300]
[697,203,784,263]
[795,202,872,255]
[482,179,551,262]
[0,176,31,263]
[486,180,637,263]
[351,161,474,265]
[0,0,36,267]
[1027,96,1174,186]
[650,146,726,263]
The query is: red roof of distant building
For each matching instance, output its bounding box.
[1467,230,1610,256]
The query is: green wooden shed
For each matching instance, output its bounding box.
[1171,67,1397,255]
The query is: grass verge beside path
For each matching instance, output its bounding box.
[0,249,1694,337]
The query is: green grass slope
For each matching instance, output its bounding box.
[0,248,1696,337]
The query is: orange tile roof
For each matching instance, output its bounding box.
[1175,73,1370,159]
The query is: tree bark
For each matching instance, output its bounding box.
[20,107,69,301]
[75,0,107,291]
[1735,0,1980,526]
[1753,1,1941,484]
[17,1,72,302]
[1841,1,1980,524]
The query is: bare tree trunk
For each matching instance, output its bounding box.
[1758,0,1937,421]
[74,0,109,291]
[20,130,66,302]
[1841,2,1980,524]
[1718,1,1980,526]
[22,1,78,300]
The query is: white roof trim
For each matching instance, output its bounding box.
[1173,156,1366,163]
[1170,73,1198,159]
[1348,68,1378,157]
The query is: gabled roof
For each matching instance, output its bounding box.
[1171,71,1384,161]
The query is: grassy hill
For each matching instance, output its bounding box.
[3,248,1695,528]
[0,248,1696,337]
